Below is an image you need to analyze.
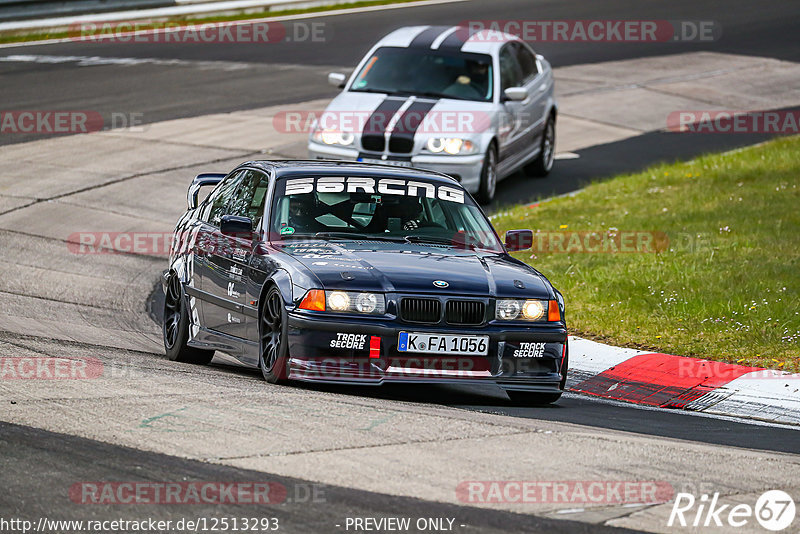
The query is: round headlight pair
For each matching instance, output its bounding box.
[426,137,474,155]
[328,291,378,314]
[316,130,354,146]
[496,299,546,321]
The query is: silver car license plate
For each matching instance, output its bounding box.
[358,157,412,167]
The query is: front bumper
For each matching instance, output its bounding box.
[285,311,567,392]
[308,142,485,194]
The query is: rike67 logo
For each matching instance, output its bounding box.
[669,490,795,531]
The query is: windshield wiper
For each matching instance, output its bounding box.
[390,90,475,102]
[315,232,407,242]
[404,235,475,248]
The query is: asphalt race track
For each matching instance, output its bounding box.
[1,1,799,532]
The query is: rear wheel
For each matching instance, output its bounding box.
[163,275,214,364]
[259,285,288,383]
[525,114,555,177]
[476,144,498,204]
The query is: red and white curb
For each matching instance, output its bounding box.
[567,336,800,426]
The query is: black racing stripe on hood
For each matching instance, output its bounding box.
[438,25,480,51]
[362,97,406,136]
[408,25,453,49]
[388,99,438,153]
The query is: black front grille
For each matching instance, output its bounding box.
[388,136,414,153]
[361,135,385,152]
[445,300,485,326]
[400,298,441,323]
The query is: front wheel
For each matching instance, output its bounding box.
[476,145,497,204]
[525,115,555,177]
[506,391,562,405]
[259,285,288,383]
[163,276,214,364]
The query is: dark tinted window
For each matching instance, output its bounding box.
[228,170,270,229]
[499,45,523,90]
[351,47,494,102]
[514,42,539,83]
[202,170,244,226]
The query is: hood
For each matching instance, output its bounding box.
[278,241,551,298]
[320,92,496,139]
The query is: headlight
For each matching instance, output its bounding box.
[426,137,477,155]
[496,299,558,322]
[299,290,386,314]
[327,290,385,315]
[312,129,354,146]
[328,291,350,311]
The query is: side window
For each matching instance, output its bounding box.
[228,170,271,229]
[203,170,244,227]
[499,45,523,91]
[514,43,539,83]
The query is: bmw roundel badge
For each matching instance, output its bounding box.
[433,280,449,288]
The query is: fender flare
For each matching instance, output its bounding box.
[258,268,294,316]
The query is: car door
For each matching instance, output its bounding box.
[513,42,549,152]
[223,169,272,349]
[496,44,531,175]
[194,169,246,335]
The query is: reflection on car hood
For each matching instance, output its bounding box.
[278,241,551,298]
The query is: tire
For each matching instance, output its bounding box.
[507,391,562,405]
[476,144,498,204]
[525,114,555,177]
[163,275,214,364]
[259,285,289,383]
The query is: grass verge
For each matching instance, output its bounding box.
[0,0,422,44]
[492,136,800,372]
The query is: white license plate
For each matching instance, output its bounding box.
[397,332,489,355]
[358,157,412,167]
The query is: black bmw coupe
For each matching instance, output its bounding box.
[163,161,567,404]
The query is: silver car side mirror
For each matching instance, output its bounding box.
[503,87,529,102]
[328,72,346,88]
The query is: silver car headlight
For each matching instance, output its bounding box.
[312,129,355,146]
[426,137,478,155]
[496,299,559,322]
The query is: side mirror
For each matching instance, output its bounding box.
[505,229,533,252]
[187,172,224,209]
[503,87,528,102]
[220,215,254,238]
[328,72,346,88]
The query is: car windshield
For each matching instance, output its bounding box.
[270,175,503,252]
[350,47,493,102]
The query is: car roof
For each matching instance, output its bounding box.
[375,25,521,55]
[237,160,462,185]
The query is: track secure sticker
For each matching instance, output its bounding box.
[514,342,546,358]
[280,226,295,236]
[330,333,367,350]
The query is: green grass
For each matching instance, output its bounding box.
[0,0,421,44]
[492,136,800,372]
